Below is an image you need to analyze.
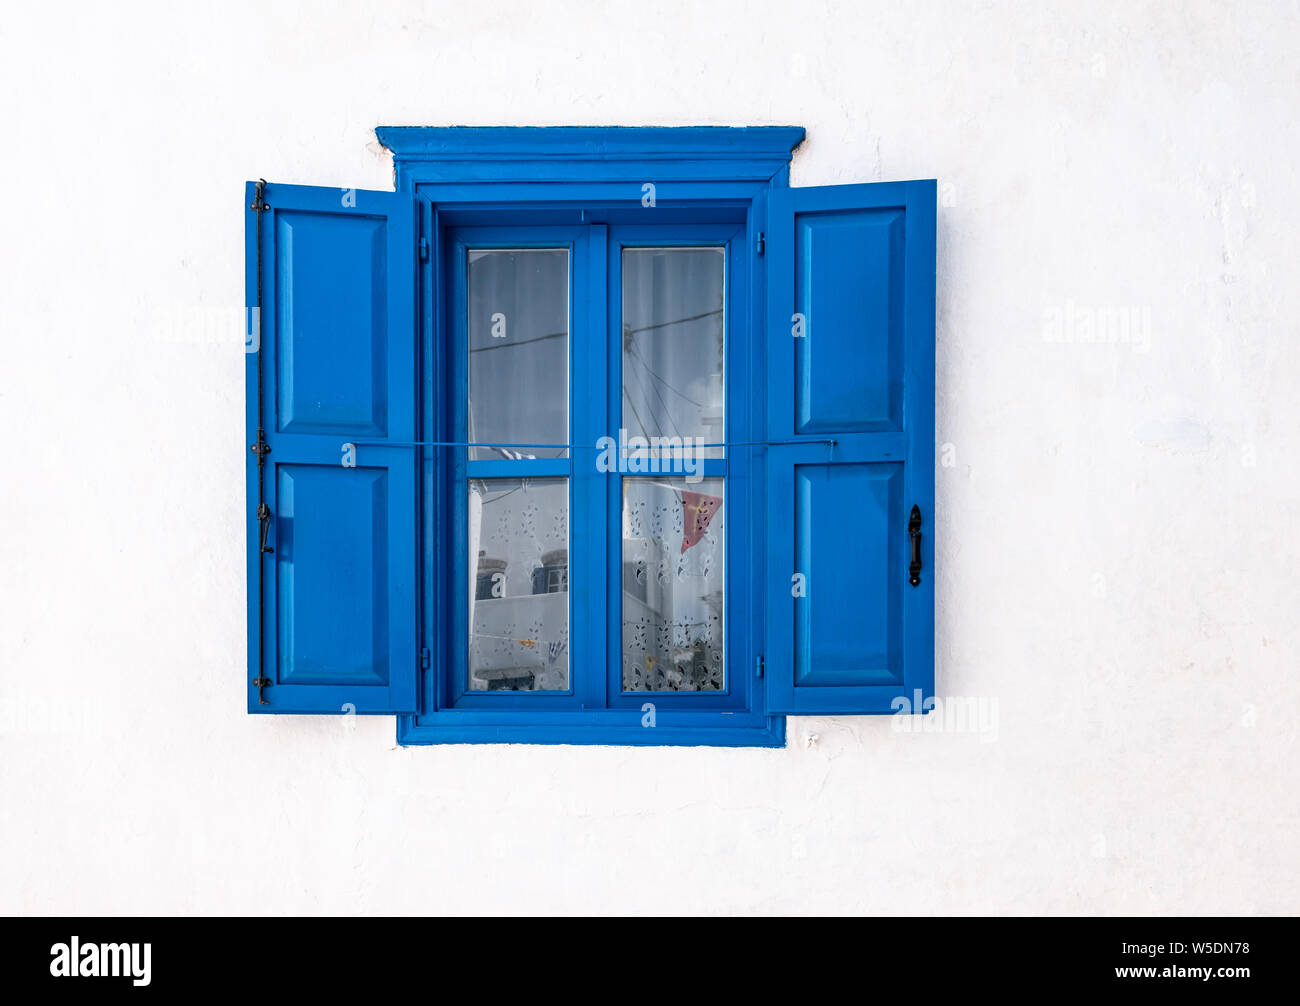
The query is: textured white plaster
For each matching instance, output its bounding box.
[0,0,1296,914]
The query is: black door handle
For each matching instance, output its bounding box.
[908,505,922,586]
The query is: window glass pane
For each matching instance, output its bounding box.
[468,249,568,459]
[468,478,569,691]
[621,476,724,692]
[622,248,724,459]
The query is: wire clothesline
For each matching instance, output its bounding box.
[466,308,724,355]
[347,436,837,504]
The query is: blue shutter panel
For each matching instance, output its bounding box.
[764,181,935,714]
[246,181,418,713]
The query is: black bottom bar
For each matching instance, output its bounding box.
[1,917,1277,991]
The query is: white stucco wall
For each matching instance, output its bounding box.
[2,1,1296,915]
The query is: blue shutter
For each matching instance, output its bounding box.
[245,181,418,713]
[764,181,935,714]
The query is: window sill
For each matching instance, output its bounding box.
[397,712,786,747]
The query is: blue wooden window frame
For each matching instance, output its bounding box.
[387,128,797,746]
[245,127,936,746]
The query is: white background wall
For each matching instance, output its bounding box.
[2,1,1296,915]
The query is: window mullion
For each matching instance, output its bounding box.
[581,223,609,712]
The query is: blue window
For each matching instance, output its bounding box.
[245,127,935,746]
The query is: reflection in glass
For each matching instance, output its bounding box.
[621,477,724,691]
[622,248,725,459]
[468,249,568,459]
[468,478,569,691]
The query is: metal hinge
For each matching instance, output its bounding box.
[248,178,268,214]
[755,654,765,678]
[420,646,431,670]
[418,237,429,261]
[756,232,765,256]
[257,502,274,554]
[250,428,271,467]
